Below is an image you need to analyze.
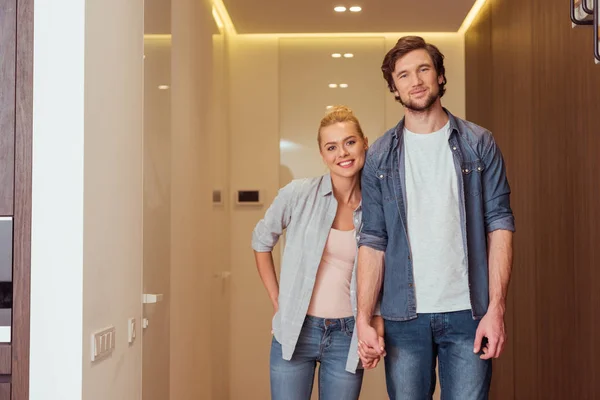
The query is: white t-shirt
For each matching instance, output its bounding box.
[404,121,471,313]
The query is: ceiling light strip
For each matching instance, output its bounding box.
[212,0,237,34]
[458,0,488,34]
[212,6,224,30]
[143,34,172,41]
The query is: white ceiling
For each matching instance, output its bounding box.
[222,0,477,34]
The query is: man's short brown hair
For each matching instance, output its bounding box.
[381,36,447,101]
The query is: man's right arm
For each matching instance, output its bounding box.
[357,246,384,325]
[356,154,388,362]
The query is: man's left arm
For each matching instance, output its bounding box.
[473,133,515,359]
[474,229,513,359]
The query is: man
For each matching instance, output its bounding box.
[356,36,515,399]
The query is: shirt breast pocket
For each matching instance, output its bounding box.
[461,160,484,197]
[376,168,396,202]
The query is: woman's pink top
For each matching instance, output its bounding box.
[306,228,356,318]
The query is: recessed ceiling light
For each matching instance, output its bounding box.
[326,105,334,109]
[329,84,338,88]
[349,6,362,12]
[334,6,347,12]
[331,53,342,58]
[158,85,170,90]
[343,53,354,58]
[339,83,349,88]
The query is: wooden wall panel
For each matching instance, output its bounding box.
[0,345,10,375]
[0,0,16,216]
[531,0,578,396]
[0,383,10,400]
[12,0,34,398]
[466,0,600,398]
[488,0,535,397]
[564,0,600,397]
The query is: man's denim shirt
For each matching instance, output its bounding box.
[358,109,515,320]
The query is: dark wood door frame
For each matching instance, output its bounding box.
[12,0,33,398]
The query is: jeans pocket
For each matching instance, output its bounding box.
[343,318,355,337]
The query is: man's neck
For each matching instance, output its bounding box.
[403,100,449,134]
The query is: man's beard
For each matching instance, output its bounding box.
[399,87,439,112]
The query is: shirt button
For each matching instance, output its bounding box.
[477,167,482,171]
[408,283,413,288]
[355,218,359,223]
[452,146,457,151]
[356,235,360,240]
[379,174,384,178]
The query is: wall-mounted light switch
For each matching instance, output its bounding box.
[91,326,115,362]
[128,318,136,344]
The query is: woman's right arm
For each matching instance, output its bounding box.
[251,182,297,311]
[254,251,280,312]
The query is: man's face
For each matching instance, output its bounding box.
[391,49,444,112]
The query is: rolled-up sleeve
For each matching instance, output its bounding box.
[482,135,516,233]
[358,155,388,251]
[251,182,295,252]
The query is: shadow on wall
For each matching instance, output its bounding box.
[280,164,294,188]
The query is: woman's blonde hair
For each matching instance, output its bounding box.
[317,105,365,146]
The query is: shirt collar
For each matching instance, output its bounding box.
[319,173,363,211]
[319,173,333,196]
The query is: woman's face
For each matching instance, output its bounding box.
[319,122,368,179]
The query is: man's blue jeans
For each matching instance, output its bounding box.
[270,316,363,400]
[384,310,492,400]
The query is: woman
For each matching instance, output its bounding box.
[252,106,383,400]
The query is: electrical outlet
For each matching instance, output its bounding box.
[91,326,115,362]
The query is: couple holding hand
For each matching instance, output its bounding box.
[252,36,514,400]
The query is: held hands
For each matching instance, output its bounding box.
[473,305,506,359]
[357,316,386,369]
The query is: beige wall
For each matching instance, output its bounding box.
[81,0,144,398]
[170,0,223,398]
[229,33,464,399]
[142,35,172,400]
[209,32,232,400]
[228,35,281,400]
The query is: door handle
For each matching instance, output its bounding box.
[142,293,164,304]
